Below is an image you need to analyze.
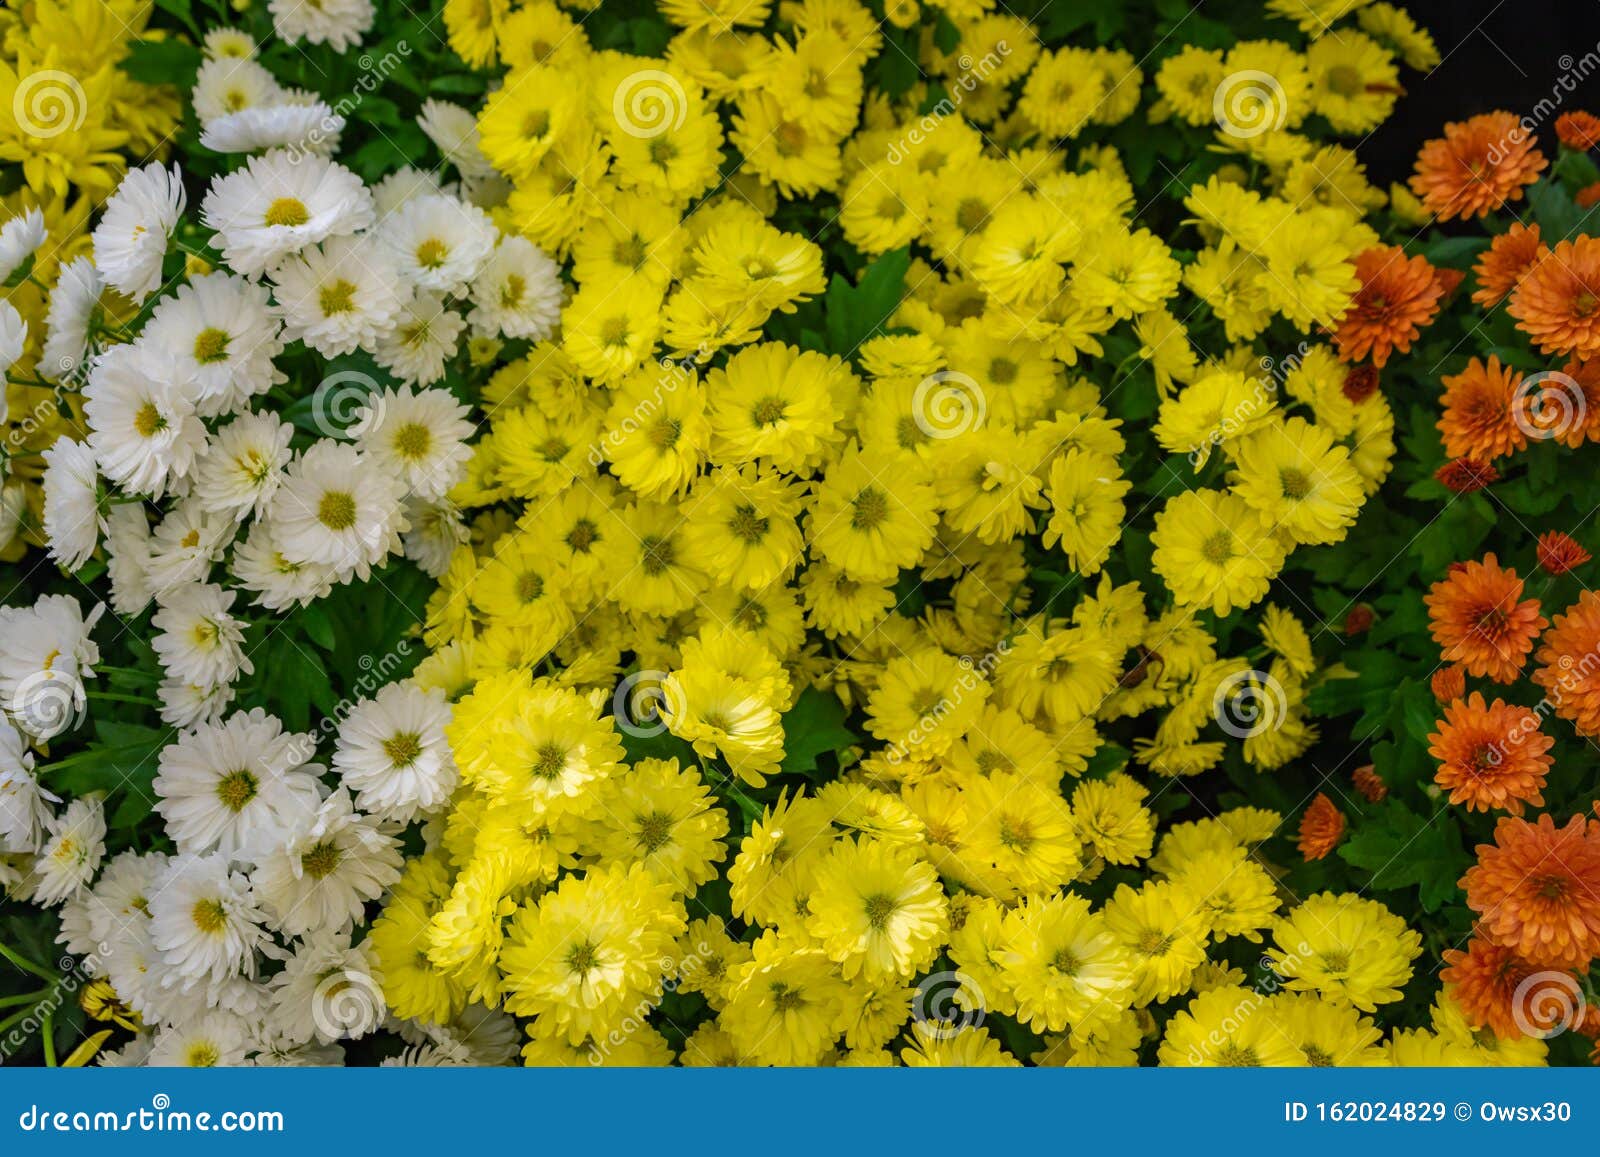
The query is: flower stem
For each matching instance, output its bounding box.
[0,941,56,983]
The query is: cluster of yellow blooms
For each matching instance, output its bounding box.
[0,0,182,560]
[360,0,1541,1065]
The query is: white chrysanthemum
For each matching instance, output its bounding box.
[351,385,474,499]
[144,499,238,595]
[191,56,281,123]
[158,678,237,731]
[231,519,339,610]
[372,167,451,218]
[331,682,457,823]
[202,27,257,59]
[151,582,252,689]
[83,342,206,497]
[251,788,402,937]
[41,437,104,572]
[192,411,294,518]
[201,150,373,277]
[0,718,57,854]
[201,102,344,155]
[417,98,495,181]
[147,1009,255,1067]
[149,853,269,992]
[143,272,285,418]
[402,496,469,578]
[0,594,102,742]
[0,299,26,379]
[103,920,186,1025]
[0,207,46,283]
[91,163,186,303]
[152,709,324,859]
[251,1035,345,1067]
[105,503,154,616]
[377,193,495,293]
[40,256,102,382]
[373,291,466,386]
[98,1035,156,1067]
[33,797,106,906]
[269,441,408,581]
[269,234,405,356]
[269,0,374,51]
[76,849,168,948]
[269,928,384,1046]
[396,1003,522,1066]
[467,236,563,339]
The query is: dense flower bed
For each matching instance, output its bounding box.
[1,0,1597,1067]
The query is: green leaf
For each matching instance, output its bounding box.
[824,247,910,358]
[119,38,202,89]
[779,687,858,779]
[1337,799,1467,912]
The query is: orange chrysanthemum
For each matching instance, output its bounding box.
[1351,764,1387,803]
[1463,813,1600,970]
[1431,663,1467,703]
[1409,112,1547,221]
[1440,935,1548,1039]
[1537,530,1592,576]
[1434,457,1498,494]
[1334,246,1445,368]
[1471,222,1543,307]
[1437,355,1530,461]
[1424,554,1547,683]
[1508,236,1600,359]
[1578,182,1600,210]
[1427,692,1552,815]
[1556,110,1600,151]
[1531,590,1600,735]
[1342,364,1379,402]
[1297,792,1345,861]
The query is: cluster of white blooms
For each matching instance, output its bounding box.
[34,42,563,732]
[5,26,567,1068]
[0,587,493,1065]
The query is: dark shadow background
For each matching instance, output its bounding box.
[1363,0,1600,183]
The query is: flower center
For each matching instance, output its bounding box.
[193,327,232,364]
[264,197,310,227]
[317,490,358,531]
[215,769,258,813]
